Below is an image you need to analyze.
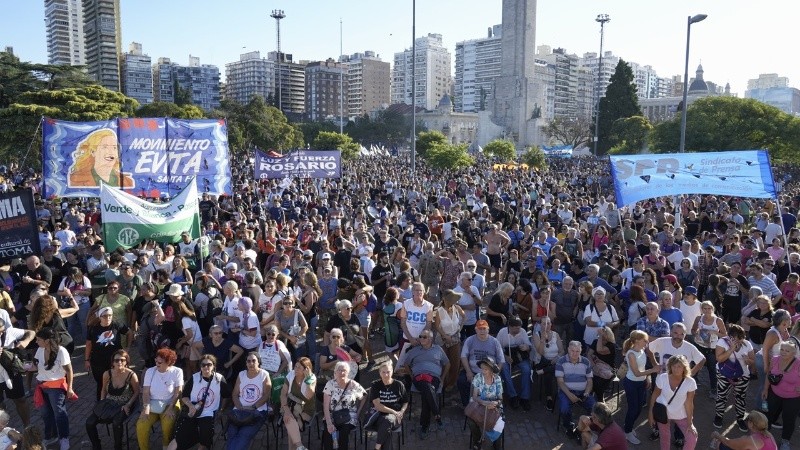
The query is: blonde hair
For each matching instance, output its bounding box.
[667,355,691,378]
[623,330,648,353]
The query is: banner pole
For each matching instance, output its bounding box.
[21,116,44,178]
[773,193,790,265]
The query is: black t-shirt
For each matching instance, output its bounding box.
[202,336,236,367]
[325,314,363,352]
[591,339,616,366]
[374,237,400,257]
[87,322,129,367]
[747,309,773,345]
[487,294,510,329]
[369,379,407,412]
[334,249,353,280]
[371,264,394,299]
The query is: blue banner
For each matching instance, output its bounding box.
[254,149,342,179]
[609,150,777,207]
[42,118,232,198]
[542,145,573,158]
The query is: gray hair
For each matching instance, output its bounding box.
[0,410,9,426]
[334,360,351,374]
[459,271,473,283]
[773,309,791,327]
[265,324,279,335]
[587,264,599,273]
[671,322,687,333]
[591,402,614,426]
[568,340,582,350]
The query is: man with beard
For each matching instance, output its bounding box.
[371,251,395,302]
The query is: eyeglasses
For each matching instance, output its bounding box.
[419,335,432,339]
[201,362,214,368]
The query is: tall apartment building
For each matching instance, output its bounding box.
[453,25,502,113]
[44,0,84,65]
[579,51,620,104]
[305,58,348,122]
[341,51,390,118]
[224,51,275,105]
[82,0,121,91]
[268,51,305,115]
[121,42,152,105]
[153,56,220,111]
[391,33,452,111]
[746,74,800,115]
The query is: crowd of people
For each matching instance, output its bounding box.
[0,154,799,450]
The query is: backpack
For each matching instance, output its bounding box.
[0,344,25,376]
[383,304,401,349]
[202,290,223,319]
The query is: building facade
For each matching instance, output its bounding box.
[305,58,348,122]
[391,33,452,111]
[269,51,305,115]
[153,56,220,111]
[454,25,502,113]
[342,51,390,118]
[121,42,152,105]
[82,0,121,91]
[44,0,84,65]
[225,51,275,105]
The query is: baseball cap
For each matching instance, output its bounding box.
[322,253,332,260]
[475,320,490,330]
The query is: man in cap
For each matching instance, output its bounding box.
[457,319,505,407]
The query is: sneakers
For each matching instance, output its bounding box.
[59,438,69,450]
[773,420,783,429]
[43,437,59,446]
[713,416,723,428]
[737,419,748,432]
[649,430,660,441]
[626,432,641,445]
[545,397,554,411]
[780,440,791,450]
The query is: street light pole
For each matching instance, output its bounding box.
[340,18,344,134]
[679,14,707,153]
[410,0,416,173]
[270,10,285,113]
[592,14,610,158]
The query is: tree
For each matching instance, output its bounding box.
[135,101,205,119]
[209,96,303,154]
[544,116,593,150]
[424,143,474,170]
[649,96,800,161]
[483,139,517,162]
[595,59,641,155]
[173,79,192,106]
[608,115,653,154]
[415,130,448,158]
[520,146,548,171]
[298,121,337,148]
[0,50,93,108]
[312,131,360,160]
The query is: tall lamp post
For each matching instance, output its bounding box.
[410,0,416,173]
[592,13,610,157]
[678,14,707,153]
[270,10,285,113]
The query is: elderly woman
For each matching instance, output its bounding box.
[318,327,361,383]
[227,352,272,450]
[587,326,617,401]
[713,324,755,432]
[532,316,564,412]
[34,327,75,450]
[85,306,131,400]
[648,355,698,450]
[259,324,292,377]
[192,324,244,382]
[762,340,800,450]
[86,349,139,450]
[486,282,515,335]
[323,361,367,450]
[466,357,504,450]
[137,348,184,450]
[710,410,777,450]
[233,296,262,355]
[366,361,408,449]
[324,300,364,359]
[218,280,242,334]
[168,354,230,450]
[280,357,317,450]
[276,294,309,361]
[583,287,619,347]
[435,289,465,390]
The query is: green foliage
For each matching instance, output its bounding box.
[343,109,422,148]
[415,130,448,158]
[483,139,517,162]
[544,116,593,150]
[596,59,642,155]
[520,146,548,170]
[173,79,192,106]
[312,131,359,160]
[298,121,338,148]
[424,143,474,170]
[209,96,303,155]
[649,96,800,161]
[135,101,205,119]
[0,50,94,108]
[609,115,653,154]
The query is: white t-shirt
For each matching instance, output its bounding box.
[679,301,702,336]
[34,346,70,382]
[236,369,270,411]
[583,304,618,344]
[402,299,434,340]
[655,373,697,420]
[144,366,184,401]
[648,337,705,370]
[219,295,241,332]
[716,337,754,377]
[259,340,291,374]
[181,317,202,344]
[235,310,262,349]
[455,285,481,326]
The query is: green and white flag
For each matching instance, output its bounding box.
[100,178,201,251]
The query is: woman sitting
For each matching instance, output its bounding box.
[192,325,244,383]
[226,352,272,450]
[318,328,361,384]
[259,324,292,378]
[276,295,309,361]
[136,348,184,450]
[279,357,317,450]
[86,349,139,450]
[168,354,231,450]
[466,357,504,450]
[323,361,367,450]
[531,316,564,412]
[366,361,408,450]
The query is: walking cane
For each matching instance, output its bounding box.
[478,405,488,447]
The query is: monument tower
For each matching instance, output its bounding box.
[490,0,539,148]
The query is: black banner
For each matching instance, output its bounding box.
[0,189,40,261]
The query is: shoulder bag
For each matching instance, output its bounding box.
[331,381,353,427]
[717,339,744,380]
[652,377,685,424]
[181,373,215,419]
[768,358,795,386]
[464,400,501,432]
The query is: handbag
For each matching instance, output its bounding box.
[591,357,614,380]
[616,360,629,379]
[464,400,501,432]
[717,339,744,380]
[768,358,795,386]
[331,381,353,427]
[146,369,171,414]
[652,378,685,424]
[93,398,123,421]
[227,408,261,426]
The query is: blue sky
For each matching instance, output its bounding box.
[0,0,795,96]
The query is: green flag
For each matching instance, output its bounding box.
[100,178,201,251]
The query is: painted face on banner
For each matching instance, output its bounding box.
[94,136,119,172]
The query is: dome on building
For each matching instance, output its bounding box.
[688,63,708,94]
[436,94,453,112]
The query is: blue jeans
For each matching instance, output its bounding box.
[41,387,69,440]
[500,360,531,400]
[69,301,90,343]
[558,389,596,427]
[299,315,318,362]
[754,352,766,409]
[622,377,647,433]
[226,410,267,450]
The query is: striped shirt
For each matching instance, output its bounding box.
[555,355,592,392]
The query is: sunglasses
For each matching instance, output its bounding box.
[201,362,214,368]
[113,358,126,362]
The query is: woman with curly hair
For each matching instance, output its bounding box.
[29,294,75,354]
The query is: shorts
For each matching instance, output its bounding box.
[488,253,502,269]
[355,309,371,328]
[0,372,25,400]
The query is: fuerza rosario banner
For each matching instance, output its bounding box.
[609,150,778,207]
[42,117,232,198]
[100,177,201,251]
[254,149,342,179]
[0,189,40,261]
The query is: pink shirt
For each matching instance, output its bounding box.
[769,355,800,399]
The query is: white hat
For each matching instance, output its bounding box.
[322,253,332,260]
[166,284,184,297]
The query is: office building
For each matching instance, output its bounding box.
[454,25,503,113]
[44,0,84,65]
[342,51,390,117]
[391,33,452,111]
[121,42,153,105]
[224,51,275,105]
[82,0,122,91]
[305,58,348,122]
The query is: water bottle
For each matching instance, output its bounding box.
[761,400,768,412]
[331,430,339,449]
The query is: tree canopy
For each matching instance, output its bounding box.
[544,116,593,150]
[595,59,641,155]
[608,115,653,154]
[312,131,359,160]
[209,96,303,154]
[135,101,205,119]
[483,139,517,162]
[415,130,448,158]
[424,143,474,170]
[520,146,548,171]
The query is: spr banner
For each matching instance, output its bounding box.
[42,117,232,198]
[0,189,40,260]
[609,150,777,207]
[254,149,341,179]
[100,178,201,251]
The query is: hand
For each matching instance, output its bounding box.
[688,424,697,435]
[647,413,655,427]
[84,360,91,370]
[568,392,579,403]
[466,372,474,383]
[327,421,336,434]
[139,410,150,421]
[711,431,721,440]
[761,390,768,400]
[164,407,175,419]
